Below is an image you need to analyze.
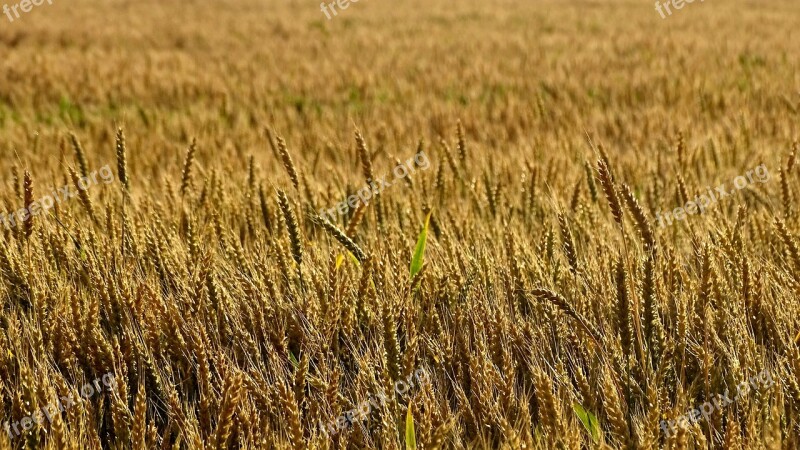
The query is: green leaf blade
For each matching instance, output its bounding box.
[409,212,431,280]
[572,402,599,443]
[405,404,417,450]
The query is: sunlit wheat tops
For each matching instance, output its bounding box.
[1,1,798,448]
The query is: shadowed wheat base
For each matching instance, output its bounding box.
[0,0,799,448]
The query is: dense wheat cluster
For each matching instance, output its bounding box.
[1,0,800,448]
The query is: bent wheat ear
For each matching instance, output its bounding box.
[531,288,600,345]
[312,213,367,263]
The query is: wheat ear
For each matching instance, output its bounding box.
[179,138,197,198]
[116,127,130,193]
[23,171,34,240]
[277,189,303,269]
[620,183,656,254]
[456,120,467,165]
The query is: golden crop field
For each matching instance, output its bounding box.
[1,0,800,448]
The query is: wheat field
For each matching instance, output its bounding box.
[1,0,800,448]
